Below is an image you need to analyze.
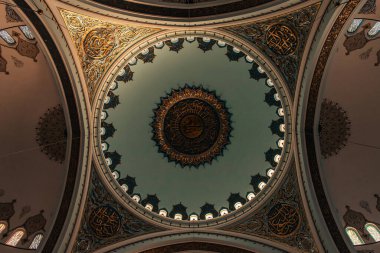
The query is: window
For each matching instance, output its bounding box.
[189,214,198,221]
[234,202,242,209]
[121,184,128,192]
[29,234,43,249]
[145,203,153,211]
[174,213,182,220]
[0,222,6,234]
[368,22,380,38]
[345,227,364,245]
[5,229,25,246]
[112,170,119,180]
[247,192,255,201]
[132,194,140,202]
[258,182,267,190]
[0,30,15,44]
[365,223,380,242]
[347,19,363,33]
[267,169,275,177]
[274,154,281,163]
[159,209,167,216]
[219,208,228,216]
[205,213,213,220]
[19,26,34,40]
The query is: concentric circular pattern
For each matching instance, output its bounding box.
[152,86,231,167]
[95,36,290,222]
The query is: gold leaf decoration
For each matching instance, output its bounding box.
[60,10,160,101]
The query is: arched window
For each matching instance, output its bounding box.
[0,222,7,234]
[19,26,34,40]
[365,223,380,242]
[347,19,363,34]
[5,229,25,247]
[0,30,15,45]
[29,234,43,249]
[368,22,380,38]
[345,227,364,245]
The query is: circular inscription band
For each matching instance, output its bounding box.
[152,85,232,167]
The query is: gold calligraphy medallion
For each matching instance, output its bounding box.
[151,85,232,167]
[266,24,298,56]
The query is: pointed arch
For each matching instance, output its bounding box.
[365,223,380,242]
[29,233,44,249]
[345,227,364,245]
[5,228,25,247]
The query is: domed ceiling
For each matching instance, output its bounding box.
[94,35,291,222]
[6,0,380,252]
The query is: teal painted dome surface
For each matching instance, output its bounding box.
[96,36,288,221]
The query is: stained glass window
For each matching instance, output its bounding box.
[0,30,16,44]
[5,229,25,246]
[19,26,34,40]
[368,22,380,38]
[0,222,6,234]
[365,223,380,242]
[345,227,364,245]
[29,234,43,249]
[347,19,363,33]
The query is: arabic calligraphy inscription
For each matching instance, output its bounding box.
[266,24,298,55]
[268,203,300,237]
[89,206,121,238]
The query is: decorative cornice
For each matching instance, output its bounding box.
[59,10,160,102]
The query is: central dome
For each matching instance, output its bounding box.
[94,34,290,224]
[152,85,232,167]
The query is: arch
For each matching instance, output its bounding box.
[5,228,25,247]
[29,233,44,249]
[365,223,380,242]
[345,227,364,246]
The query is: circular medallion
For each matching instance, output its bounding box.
[83,27,116,59]
[152,86,231,167]
[89,206,121,238]
[265,24,298,55]
[267,203,300,237]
